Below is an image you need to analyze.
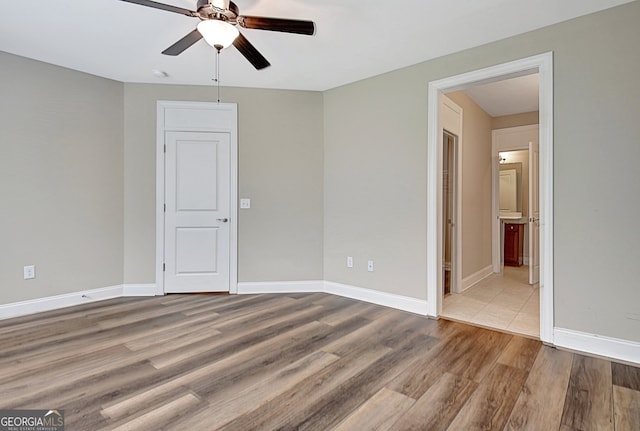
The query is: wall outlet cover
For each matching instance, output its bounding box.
[23,265,35,280]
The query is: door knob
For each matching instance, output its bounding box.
[217,218,229,223]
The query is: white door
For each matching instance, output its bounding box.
[164,131,231,293]
[529,140,540,284]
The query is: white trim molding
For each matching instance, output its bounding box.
[324,282,428,316]
[555,328,640,366]
[0,285,124,320]
[237,280,428,316]
[0,283,160,320]
[123,283,160,296]
[461,265,494,292]
[237,280,324,295]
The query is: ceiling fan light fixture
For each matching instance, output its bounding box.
[197,19,239,49]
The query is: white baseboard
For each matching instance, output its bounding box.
[237,280,428,316]
[460,265,494,292]
[123,283,161,296]
[554,327,640,366]
[0,285,124,320]
[324,281,428,316]
[237,280,324,294]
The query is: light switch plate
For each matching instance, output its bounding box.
[240,198,251,209]
[23,265,35,280]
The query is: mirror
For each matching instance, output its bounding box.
[499,167,519,212]
[499,150,528,218]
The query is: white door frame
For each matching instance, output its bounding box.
[427,52,554,344]
[156,101,238,294]
[528,139,540,285]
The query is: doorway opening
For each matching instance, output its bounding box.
[492,127,540,286]
[426,52,554,344]
[443,101,540,337]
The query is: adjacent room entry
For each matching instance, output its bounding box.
[156,101,238,294]
[427,52,554,344]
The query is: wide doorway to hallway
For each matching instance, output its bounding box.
[441,265,539,338]
[427,52,553,343]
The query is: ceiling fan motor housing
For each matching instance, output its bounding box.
[197,0,239,21]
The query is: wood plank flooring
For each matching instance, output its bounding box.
[0,293,638,430]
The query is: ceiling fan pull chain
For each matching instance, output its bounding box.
[214,46,221,103]
[216,47,220,103]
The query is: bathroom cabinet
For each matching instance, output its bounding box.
[504,223,524,266]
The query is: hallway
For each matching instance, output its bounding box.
[441,265,539,338]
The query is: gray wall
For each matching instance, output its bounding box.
[123,84,324,284]
[492,111,539,130]
[0,52,124,303]
[323,77,428,299]
[323,1,640,342]
[0,52,323,304]
[447,91,493,280]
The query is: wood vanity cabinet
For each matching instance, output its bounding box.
[504,223,524,266]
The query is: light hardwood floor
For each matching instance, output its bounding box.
[0,293,638,430]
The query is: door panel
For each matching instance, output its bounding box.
[165,131,230,293]
[175,227,218,274]
[176,141,219,210]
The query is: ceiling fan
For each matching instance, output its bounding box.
[119,0,316,70]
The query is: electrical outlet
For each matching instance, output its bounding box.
[367,260,374,272]
[240,198,251,209]
[23,265,35,280]
[347,256,353,268]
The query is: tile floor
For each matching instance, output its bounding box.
[441,265,540,338]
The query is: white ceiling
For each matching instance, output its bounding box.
[464,73,539,117]
[0,0,634,91]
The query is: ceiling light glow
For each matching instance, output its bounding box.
[197,20,239,49]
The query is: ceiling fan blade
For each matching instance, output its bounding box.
[162,29,203,56]
[232,33,271,70]
[239,16,315,35]
[118,0,197,17]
